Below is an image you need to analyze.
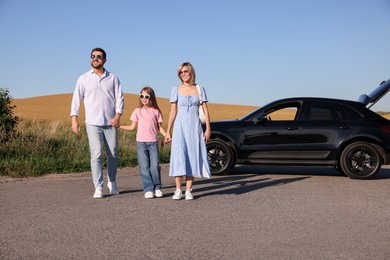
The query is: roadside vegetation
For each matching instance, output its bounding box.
[0,119,170,177]
[0,89,169,177]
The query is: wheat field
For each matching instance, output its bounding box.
[12,93,260,126]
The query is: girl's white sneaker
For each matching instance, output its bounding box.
[144,191,154,199]
[155,190,163,198]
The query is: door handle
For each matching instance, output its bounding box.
[339,126,351,130]
[287,127,299,130]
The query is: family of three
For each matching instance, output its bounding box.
[70,48,211,200]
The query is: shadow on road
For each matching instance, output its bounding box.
[225,165,390,180]
[195,175,310,198]
[118,188,144,195]
[160,165,390,198]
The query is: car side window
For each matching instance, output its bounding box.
[305,101,346,121]
[342,105,364,121]
[263,102,301,121]
[267,107,298,121]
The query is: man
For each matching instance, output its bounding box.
[70,47,124,198]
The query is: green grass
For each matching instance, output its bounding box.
[0,120,171,177]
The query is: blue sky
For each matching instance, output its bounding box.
[1,0,390,111]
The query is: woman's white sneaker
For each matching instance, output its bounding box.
[185,189,194,200]
[172,189,182,200]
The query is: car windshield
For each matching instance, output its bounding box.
[241,101,301,122]
[239,107,262,121]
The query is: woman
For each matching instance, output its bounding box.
[165,62,211,200]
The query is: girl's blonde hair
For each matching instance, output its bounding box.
[177,62,196,84]
[138,86,162,117]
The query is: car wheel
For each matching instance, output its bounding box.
[340,142,382,179]
[207,139,235,175]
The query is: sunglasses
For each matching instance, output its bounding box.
[90,54,104,60]
[139,94,150,99]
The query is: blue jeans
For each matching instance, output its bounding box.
[137,142,162,192]
[86,124,118,188]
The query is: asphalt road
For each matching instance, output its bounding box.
[1,164,390,259]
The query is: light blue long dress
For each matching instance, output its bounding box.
[169,86,211,179]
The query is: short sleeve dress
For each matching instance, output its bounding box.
[169,86,211,179]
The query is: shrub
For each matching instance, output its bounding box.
[0,88,19,142]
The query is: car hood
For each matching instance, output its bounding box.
[209,119,252,131]
[210,119,240,125]
[358,78,390,108]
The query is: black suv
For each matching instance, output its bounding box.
[207,79,390,179]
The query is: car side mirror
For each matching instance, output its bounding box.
[254,114,268,125]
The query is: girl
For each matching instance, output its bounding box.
[164,62,211,200]
[120,87,166,199]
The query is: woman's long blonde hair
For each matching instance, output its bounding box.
[177,62,196,84]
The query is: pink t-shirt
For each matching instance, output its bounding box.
[130,107,163,142]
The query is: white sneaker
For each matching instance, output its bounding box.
[107,182,119,195]
[185,189,194,200]
[155,190,163,198]
[93,187,103,198]
[172,189,182,200]
[144,191,154,199]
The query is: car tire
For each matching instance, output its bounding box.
[339,141,382,179]
[207,139,235,175]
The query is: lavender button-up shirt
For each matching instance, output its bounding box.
[70,69,124,126]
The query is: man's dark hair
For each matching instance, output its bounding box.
[91,47,106,59]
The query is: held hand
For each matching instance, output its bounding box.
[164,133,171,144]
[110,116,121,128]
